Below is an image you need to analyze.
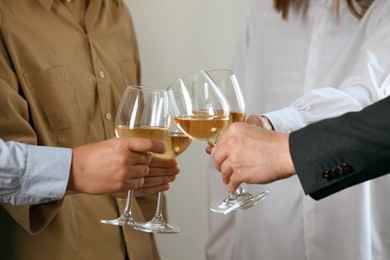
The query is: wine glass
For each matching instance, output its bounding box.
[134,112,192,233]
[206,69,269,215]
[100,85,170,227]
[167,69,232,211]
[167,70,230,142]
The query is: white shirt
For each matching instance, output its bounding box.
[206,0,390,259]
[0,140,70,205]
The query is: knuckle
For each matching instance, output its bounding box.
[144,165,150,175]
[229,123,242,133]
[229,152,240,164]
[226,135,239,148]
[139,177,145,187]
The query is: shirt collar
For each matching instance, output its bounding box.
[35,0,112,12]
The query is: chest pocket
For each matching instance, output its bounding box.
[23,66,78,130]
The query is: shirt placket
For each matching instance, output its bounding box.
[84,0,115,138]
[94,60,114,137]
[62,0,79,19]
[303,1,328,93]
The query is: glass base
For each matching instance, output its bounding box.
[209,192,240,214]
[100,214,135,227]
[209,190,269,215]
[133,217,181,234]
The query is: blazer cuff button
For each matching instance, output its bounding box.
[341,163,352,174]
[322,171,332,181]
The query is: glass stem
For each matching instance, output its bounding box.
[236,186,244,195]
[122,190,133,219]
[225,190,239,202]
[153,192,164,220]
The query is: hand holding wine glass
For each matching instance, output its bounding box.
[206,69,269,214]
[100,85,170,227]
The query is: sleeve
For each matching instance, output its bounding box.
[265,5,390,133]
[289,95,390,200]
[0,22,64,233]
[0,140,71,205]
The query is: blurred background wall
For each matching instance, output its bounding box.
[124,1,252,259]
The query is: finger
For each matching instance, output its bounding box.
[148,166,180,178]
[205,145,212,154]
[246,115,273,130]
[228,181,240,192]
[245,114,263,126]
[109,176,145,197]
[125,177,145,190]
[141,175,177,188]
[128,164,149,178]
[133,183,170,197]
[205,140,216,155]
[112,177,173,198]
[213,122,245,146]
[112,191,128,199]
[123,137,166,154]
[220,160,233,185]
[228,170,244,192]
[126,152,152,166]
[211,140,228,171]
[149,156,178,168]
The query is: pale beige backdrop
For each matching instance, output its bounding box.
[124,1,252,259]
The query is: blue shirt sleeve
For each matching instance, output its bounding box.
[0,139,71,205]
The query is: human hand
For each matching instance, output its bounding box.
[211,122,295,191]
[205,114,273,154]
[131,156,180,197]
[68,137,166,195]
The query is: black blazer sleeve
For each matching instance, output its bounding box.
[289,96,390,200]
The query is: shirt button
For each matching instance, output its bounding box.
[105,112,112,120]
[99,70,105,79]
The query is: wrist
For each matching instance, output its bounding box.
[283,133,296,176]
[277,133,296,179]
[66,148,79,193]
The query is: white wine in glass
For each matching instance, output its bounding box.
[100,85,169,227]
[206,69,269,215]
[174,114,228,141]
[115,125,168,140]
[159,132,192,159]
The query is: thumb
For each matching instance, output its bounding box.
[246,115,273,130]
[246,114,263,126]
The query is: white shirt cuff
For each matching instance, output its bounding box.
[263,106,306,133]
